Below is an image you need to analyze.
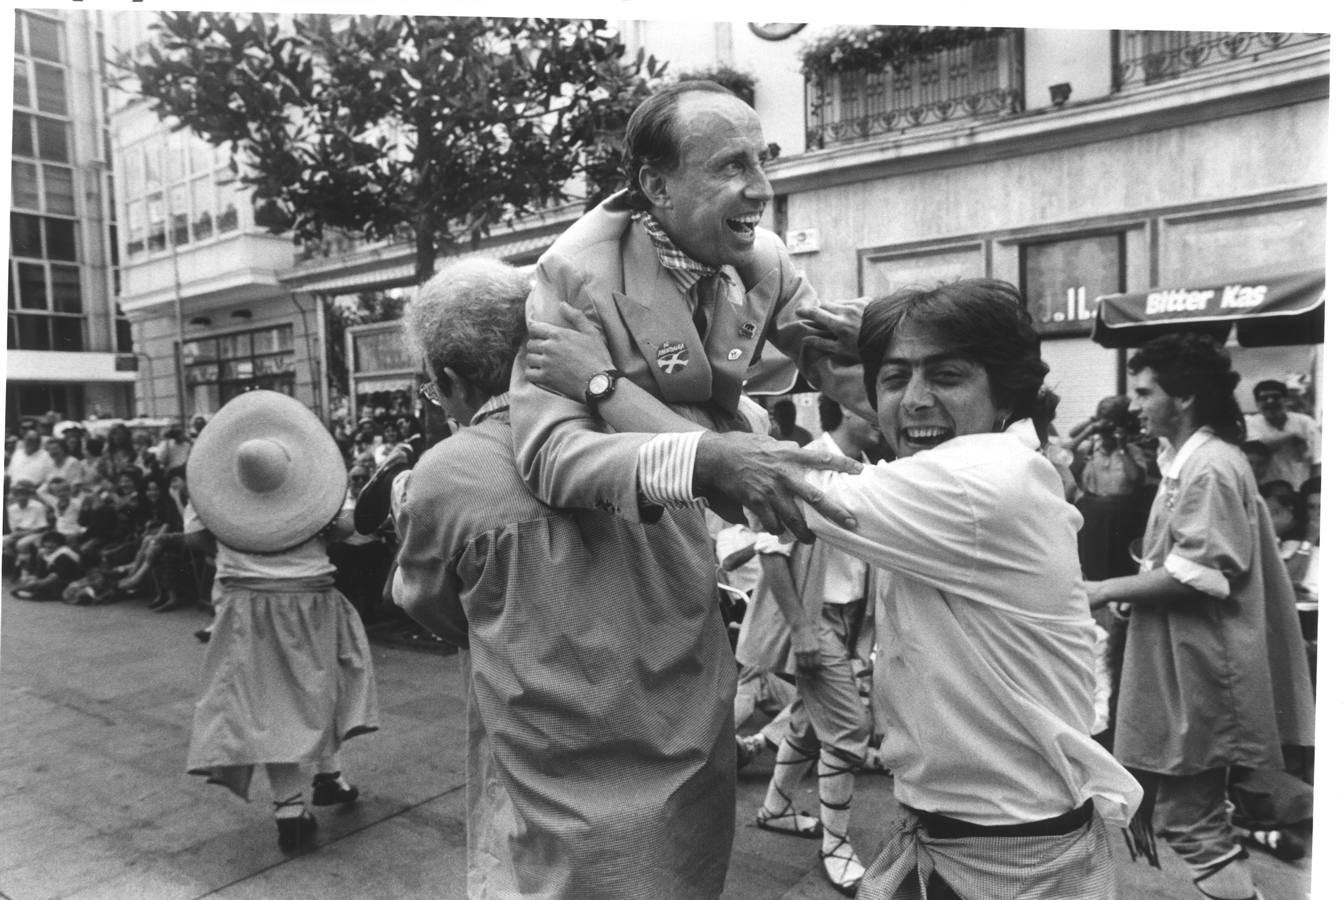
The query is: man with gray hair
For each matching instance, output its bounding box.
[392,257,739,898]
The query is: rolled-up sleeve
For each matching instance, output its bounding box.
[1162,469,1248,601]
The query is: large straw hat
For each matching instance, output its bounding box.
[186,390,347,553]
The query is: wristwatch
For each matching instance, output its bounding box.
[584,369,622,408]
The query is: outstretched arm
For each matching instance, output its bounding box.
[524,298,861,541]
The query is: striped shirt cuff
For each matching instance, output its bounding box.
[637,431,704,508]
[1164,552,1230,600]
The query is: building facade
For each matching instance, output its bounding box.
[95,18,1329,432]
[623,23,1328,428]
[104,11,325,426]
[8,8,135,426]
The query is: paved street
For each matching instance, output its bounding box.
[0,587,1316,899]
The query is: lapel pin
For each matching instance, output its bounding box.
[656,340,690,375]
[727,348,743,361]
[739,321,757,338]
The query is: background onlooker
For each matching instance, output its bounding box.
[1244,378,1320,490]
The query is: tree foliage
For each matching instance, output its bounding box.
[120,14,666,283]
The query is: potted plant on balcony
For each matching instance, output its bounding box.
[677,65,758,107]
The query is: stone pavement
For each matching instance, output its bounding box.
[0,587,1318,899]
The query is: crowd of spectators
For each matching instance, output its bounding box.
[4,411,210,610]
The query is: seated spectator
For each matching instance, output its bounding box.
[11,531,82,600]
[43,436,85,493]
[1241,439,1273,485]
[114,474,189,610]
[76,478,121,568]
[155,425,193,471]
[128,430,163,481]
[89,470,150,570]
[4,479,50,576]
[37,477,83,545]
[7,430,54,487]
[1245,379,1320,490]
[58,424,86,460]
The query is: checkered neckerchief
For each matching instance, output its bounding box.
[632,211,725,294]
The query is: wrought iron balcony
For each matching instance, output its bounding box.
[804,28,1024,151]
[1112,31,1329,90]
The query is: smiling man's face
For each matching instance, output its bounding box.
[646,91,774,269]
[874,324,1005,459]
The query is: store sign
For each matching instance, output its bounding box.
[1021,234,1123,337]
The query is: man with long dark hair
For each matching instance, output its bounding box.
[1085,333,1314,900]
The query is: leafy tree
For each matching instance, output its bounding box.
[119,13,666,284]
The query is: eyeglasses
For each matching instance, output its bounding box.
[419,380,443,409]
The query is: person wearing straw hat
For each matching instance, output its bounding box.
[184,390,379,853]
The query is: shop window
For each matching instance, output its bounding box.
[183,324,297,413]
[1019,233,1125,338]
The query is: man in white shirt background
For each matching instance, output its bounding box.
[1244,378,1320,490]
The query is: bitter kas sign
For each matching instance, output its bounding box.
[1091,270,1325,349]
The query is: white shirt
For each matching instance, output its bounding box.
[7,447,54,487]
[1245,410,1320,489]
[804,421,1140,826]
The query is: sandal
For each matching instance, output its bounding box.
[756,803,822,838]
[819,838,865,897]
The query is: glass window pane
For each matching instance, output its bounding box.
[14,58,30,108]
[12,161,39,209]
[183,339,218,364]
[190,176,214,239]
[49,264,80,313]
[15,314,51,350]
[220,332,251,359]
[8,267,15,309]
[190,140,214,177]
[35,117,68,162]
[42,164,74,215]
[122,146,145,197]
[252,325,293,354]
[44,218,77,261]
[125,200,146,258]
[25,15,63,63]
[144,144,162,190]
[33,63,66,115]
[166,134,186,182]
[170,185,189,245]
[15,12,24,54]
[17,262,47,309]
[13,112,34,157]
[10,212,42,256]
[52,315,82,351]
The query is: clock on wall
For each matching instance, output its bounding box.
[748,23,806,41]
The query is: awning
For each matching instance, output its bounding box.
[1091,269,1324,348]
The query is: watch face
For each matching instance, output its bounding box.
[588,373,612,395]
[748,22,806,41]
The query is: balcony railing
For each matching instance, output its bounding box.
[805,29,1024,151]
[1112,31,1329,90]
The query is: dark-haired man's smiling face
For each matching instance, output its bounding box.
[875,326,1005,459]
